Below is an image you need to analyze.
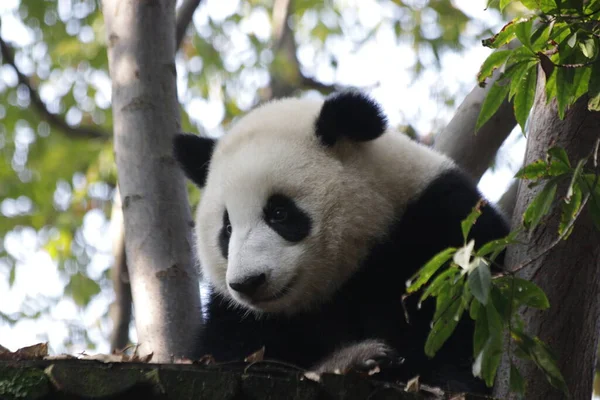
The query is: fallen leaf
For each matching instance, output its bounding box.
[244,346,265,363]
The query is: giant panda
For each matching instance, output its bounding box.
[173,90,509,394]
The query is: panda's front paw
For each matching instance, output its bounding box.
[311,339,404,375]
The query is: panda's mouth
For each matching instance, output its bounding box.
[253,274,299,304]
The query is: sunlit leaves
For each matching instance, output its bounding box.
[475,80,511,131]
[478,1,600,133]
[477,50,513,84]
[514,64,537,132]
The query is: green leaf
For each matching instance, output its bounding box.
[559,182,582,238]
[547,146,570,168]
[480,300,504,387]
[567,31,578,48]
[461,201,484,243]
[482,20,519,49]
[65,272,101,307]
[419,267,459,304]
[589,93,600,111]
[556,67,576,119]
[515,159,549,179]
[565,158,585,202]
[478,50,513,86]
[571,65,591,104]
[579,37,596,59]
[588,60,600,111]
[470,297,481,320]
[473,301,490,357]
[476,81,511,131]
[407,247,457,293]
[514,63,538,133]
[522,180,558,231]
[512,330,569,396]
[521,0,558,11]
[476,231,519,257]
[491,284,511,322]
[425,278,465,357]
[468,260,492,305]
[494,276,550,310]
[499,0,515,10]
[515,18,534,51]
[510,363,526,398]
[531,20,553,51]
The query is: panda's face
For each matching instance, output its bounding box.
[196,123,350,314]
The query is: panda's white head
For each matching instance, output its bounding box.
[174,91,451,314]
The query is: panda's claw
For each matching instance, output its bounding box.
[311,339,403,375]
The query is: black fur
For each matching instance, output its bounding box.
[263,194,312,243]
[218,210,231,259]
[315,91,388,147]
[173,133,216,187]
[195,168,509,394]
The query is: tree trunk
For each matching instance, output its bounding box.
[493,67,600,399]
[102,0,201,362]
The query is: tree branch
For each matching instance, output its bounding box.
[267,0,337,99]
[175,0,202,49]
[434,49,518,182]
[0,36,110,140]
[109,188,133,352]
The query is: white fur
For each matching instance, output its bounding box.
[195,97,455,314]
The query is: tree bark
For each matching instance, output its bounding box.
[493,67,600,399]
[497,178,519,218]
[434,67,517,182]
[108,189,132,352]
[102,0,201,362]
[175,0,202,49]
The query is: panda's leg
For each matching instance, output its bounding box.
[309,339,403,374]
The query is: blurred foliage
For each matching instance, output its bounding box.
[0,0,506,353]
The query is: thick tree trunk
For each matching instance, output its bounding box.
[493,68,600,399]
[102,0,201,362]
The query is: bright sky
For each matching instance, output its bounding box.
[0,0,526,356]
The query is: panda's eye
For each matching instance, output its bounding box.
[225,223,232,235]
[270,207,288,223]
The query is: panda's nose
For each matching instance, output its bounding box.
[229,273,267,296]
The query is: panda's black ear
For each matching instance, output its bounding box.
[314,90,388,147]
[173,133,216,187]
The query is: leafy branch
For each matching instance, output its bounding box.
[476,0,600,133]
[404,134,600,397]
[0,35,110,140]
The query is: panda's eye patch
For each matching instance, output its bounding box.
[264,194,311,243]
[218,210,231,259]
[270,207,288,223]
[223,210,232,236]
